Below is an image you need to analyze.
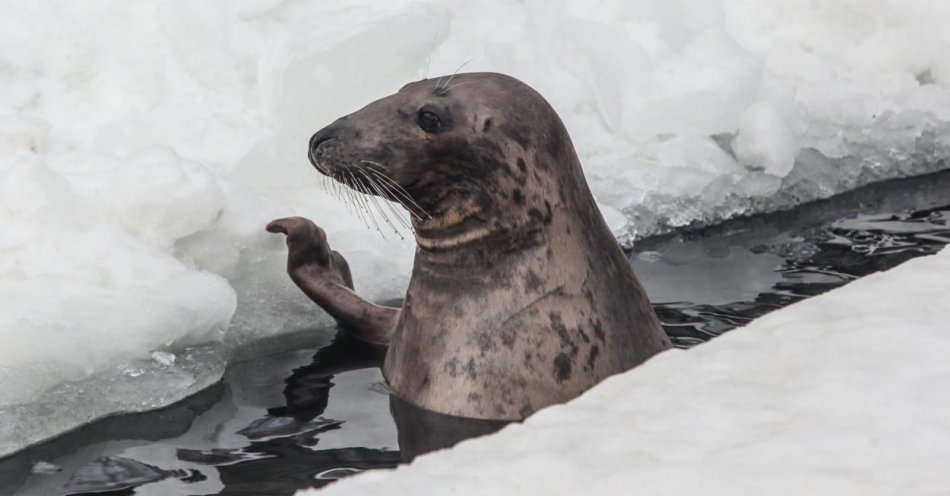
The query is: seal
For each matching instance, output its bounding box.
[267,72,670,420]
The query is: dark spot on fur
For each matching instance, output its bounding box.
[525,269,542,291]
[512,188,525,205]
[528,208,543,223]
[483,118,493,132]
[592,319,606,342]
[519,404,534,418]
[476,331,494,356]
[501,327,517,348]
[444,357,460,377]
[468,392,482,402]
[465,358,477,380]
[517,158,527,173]
[500,384,514,405]
[583,287,594,302]
[549,313,574,352]
[586,345,599,372]
[553,353,572,382]
[528,207,552,226]
[549,312,564,332]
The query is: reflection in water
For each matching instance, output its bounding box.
[269,333,512,464]
[152,333,510,496]
[389,395,509,462]
[60,456,201,495]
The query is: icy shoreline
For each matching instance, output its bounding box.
[306,246,950,496]
[0,344,226,459]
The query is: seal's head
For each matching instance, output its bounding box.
[308,72,590,249]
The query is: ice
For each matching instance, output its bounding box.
[30,462,61,475]
[0,343,226,457]
[309,246,950,496]
[3,0,950,454]
[733,102,799,177]
[150,352,177,368]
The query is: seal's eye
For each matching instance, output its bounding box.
[417,110,442,133]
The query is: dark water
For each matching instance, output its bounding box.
[636,171,950,347]
[3,170,949,496]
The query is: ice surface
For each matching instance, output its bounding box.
[2,0,950,454]
[306,246,950,496]
[0,344,226,457]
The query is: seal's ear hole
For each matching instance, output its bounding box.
[482,119,493,132]
[417,110,443,133]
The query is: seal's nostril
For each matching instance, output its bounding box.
[310,135,333,150]
[309,127,339,154]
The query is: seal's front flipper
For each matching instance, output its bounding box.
[267,216,399,345]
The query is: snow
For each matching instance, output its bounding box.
[305,246,950,496]
[2,0,950,454]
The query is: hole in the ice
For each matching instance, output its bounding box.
[5,170,950,496]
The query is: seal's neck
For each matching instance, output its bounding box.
[413,225,495,251]
[412,213,545,257]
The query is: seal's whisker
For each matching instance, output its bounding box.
[328,175,340,202]
[367,169,431,219]
[359,169,411,235]
[368,175,415,228]
[436,59,473,94]
[339,175,353,213]
[358,160,428,220]
[344,171,371,229]
[350,171,386,237]
[372,189,404,238]
[366,185,400,237]
[358,160,387,175]
[361,170,410,227]
[377,182,414,231]
[349,171,377,232]
[355,171,396,238]
[370,175,423,221]
[443,81,477,94]
[357,170,398,228]
[340,173,355,216]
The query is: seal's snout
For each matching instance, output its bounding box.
[309,127,340,174]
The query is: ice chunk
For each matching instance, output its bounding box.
[733,102,799,176]
[151,351,177,368]
[30,461,61,474]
